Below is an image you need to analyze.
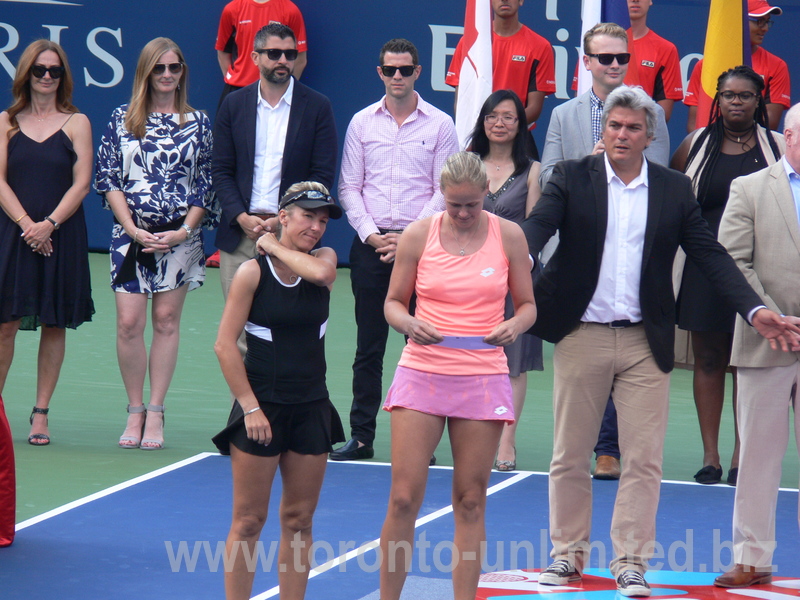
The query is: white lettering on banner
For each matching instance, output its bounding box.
[429,24,462,92]
[546,0,560,20]
[42,25,68,44]
[0,23,20,79]
[84,27,123,88]
[0,22,124,88]
[681,53,702,93]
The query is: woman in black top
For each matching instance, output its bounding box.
[213,182,344,600]
[671,65,784,485]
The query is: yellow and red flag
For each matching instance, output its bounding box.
[695,0,752,127]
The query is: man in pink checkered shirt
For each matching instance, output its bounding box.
[330,38,459,462]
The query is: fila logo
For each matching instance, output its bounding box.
[641,60,655,68]
[511,55,526,62]
[481,268,496,277]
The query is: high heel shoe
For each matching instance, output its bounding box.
[141,404,165,450]
[119,405,146,449]
[495,446,516,472]
[28,407,50,446]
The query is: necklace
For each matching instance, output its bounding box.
[31,112,55,122]
[448,215,481,256]
[485,158,512,172]
[723,124,755,145]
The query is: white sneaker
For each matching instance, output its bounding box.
[538,559,581,585]
[616,570,651,597]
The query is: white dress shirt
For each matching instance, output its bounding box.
[250,77,293,214]
[582,155,649,324]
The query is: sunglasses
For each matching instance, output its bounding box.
[587,53,631,66]
[31,65,65,79]
[719,91,757,102]
[280,189,333,210]
[152,62,183,75]
[748,17,773,29]
[255,48,299,61]
[380,65,416,77]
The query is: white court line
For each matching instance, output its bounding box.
[15,451,218,531]
[250,470,533,600]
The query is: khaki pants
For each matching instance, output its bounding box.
[549,323,670,576]
[733,363,800,568]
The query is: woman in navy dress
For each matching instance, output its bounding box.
[95,37,218,450]
[0,40,94,445]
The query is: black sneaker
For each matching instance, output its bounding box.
[616,570,651,597]
[538,559,581,585]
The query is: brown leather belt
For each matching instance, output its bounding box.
[249,212,277,218]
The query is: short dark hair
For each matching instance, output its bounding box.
[253,23,296,51]
[379,38,419,66]
[469,90,535,177]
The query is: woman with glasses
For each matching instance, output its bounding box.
[95,37,218,450]
[671,65,784,485]
[0,40,94,446]
[469,90,543,472]
[212,182,344,600]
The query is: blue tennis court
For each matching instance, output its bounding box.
[3,454,799,599]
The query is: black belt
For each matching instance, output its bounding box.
[378,228,404,234]
[605,320,641,329]
[248,212,276,218]
[113,216,185,286]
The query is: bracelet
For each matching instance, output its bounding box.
[134,229,140,243]
[180,223,193,237]
[14,212,27,223]
[244,406,262,416]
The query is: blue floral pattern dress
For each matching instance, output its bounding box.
[94,106,219,295]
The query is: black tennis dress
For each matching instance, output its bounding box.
[213,254,344,455]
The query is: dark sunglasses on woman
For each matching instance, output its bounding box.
[31,65,65,79]
[152,62,183,75]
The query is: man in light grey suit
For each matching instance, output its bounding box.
[713,103,800,589]
[539,22,670,187]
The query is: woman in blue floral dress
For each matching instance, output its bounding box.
[95,37,218,450]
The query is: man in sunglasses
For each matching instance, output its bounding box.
[539,23,670,189]
[214,0,307,107]
[331,38,459,462]
[212,22,337,334]
[685,0,789,131]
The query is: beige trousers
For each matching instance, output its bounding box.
[550,322,671,576]
[733,363,800,568]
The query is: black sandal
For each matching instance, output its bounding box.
[28,407,50,446]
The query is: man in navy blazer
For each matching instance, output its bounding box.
[212,22,337,301]
[523,86,795,597]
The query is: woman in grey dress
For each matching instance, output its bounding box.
[470,90,543,471]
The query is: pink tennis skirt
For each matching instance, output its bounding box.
[383,366,515,423]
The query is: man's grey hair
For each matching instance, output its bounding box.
[601,85,658,139]
[784,102,800,134]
